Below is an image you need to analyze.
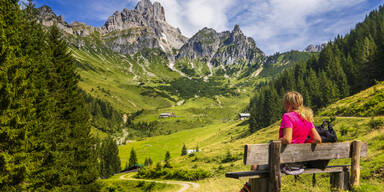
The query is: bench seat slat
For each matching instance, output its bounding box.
[244,142,367,165]
[226,165,350,179]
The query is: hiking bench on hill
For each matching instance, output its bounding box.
[226,140,367,192]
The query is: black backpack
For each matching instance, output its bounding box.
[305,121,337,169]
[316,121,337,143]
[305,121,338,187]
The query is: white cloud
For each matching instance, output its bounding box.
[156,0,235,37]
[155,0,370,54]
[235,0,367,54]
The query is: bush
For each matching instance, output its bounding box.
[221,150,241,163]
[368,117,384,130]
[135,167,211,181]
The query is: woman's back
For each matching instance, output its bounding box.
[279,111,314,144]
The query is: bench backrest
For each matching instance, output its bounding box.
[244,141,368,165]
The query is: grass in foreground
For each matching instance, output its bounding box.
[98,173,179,192]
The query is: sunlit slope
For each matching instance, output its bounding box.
[118,82,384,191]
[71,47,182,113]
[319,81,384,117]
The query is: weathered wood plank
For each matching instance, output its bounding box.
[330,172,344,191]
[350,141,362,187]
[250,178,269,192]
[330,167,350,191]
[244,142,367,165]
[225,165,351,179]
[268,141,281,192]
[225,170,269,179]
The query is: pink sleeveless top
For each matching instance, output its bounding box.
[279,111,314,144]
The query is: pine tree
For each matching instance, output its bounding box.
[164,151,172,168]
[45,24,99,191]
[129,148,138,169]
[306,69,321,109]
[0,1,36,190]
[155,162,162,171]
[263,86,281,125]
[181,144,187,156]
[99,137,121,178]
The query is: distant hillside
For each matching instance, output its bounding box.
[319,81,384,117]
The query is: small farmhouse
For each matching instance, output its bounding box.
[239,113,250,120]
[187,149,197,154]
[159,112,175,118]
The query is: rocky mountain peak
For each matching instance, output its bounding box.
[304,43,327,52]
[134,0,166,22]
[38,5,54,15]
[225,24,246,45]
[232,24,242,34]
[102,0,168,32]
[36,1,187,55]
[177,25,264,68]
[135,0,153,12]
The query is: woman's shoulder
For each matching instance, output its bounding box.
[282,111,298,118]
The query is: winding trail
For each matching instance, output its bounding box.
[119,174,200,192]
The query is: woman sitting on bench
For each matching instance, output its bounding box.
[241,91,322,192]
[279,91,322,145]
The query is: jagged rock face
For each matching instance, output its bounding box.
[304,43,326,52]
[100,0,187,55]
[212,25,264,66]
[177,25,264,66]
[176,28,223,60]
[37,0,187,55]
[37,6,98,37]
[37,6,74,34]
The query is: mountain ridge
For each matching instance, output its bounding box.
[37,0,187,55]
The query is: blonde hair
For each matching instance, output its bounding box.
[283,91,314,122]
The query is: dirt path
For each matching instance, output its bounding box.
[119,174,200,192]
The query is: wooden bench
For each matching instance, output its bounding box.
[225,140,367,192]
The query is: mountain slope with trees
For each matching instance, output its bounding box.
[0,1,99,191]
[249,5,384,132]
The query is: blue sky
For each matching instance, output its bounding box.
[32,0,383,55]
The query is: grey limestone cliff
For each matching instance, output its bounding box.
[304,43,327,52]
[37,0,187,55]
[177,25,264,67]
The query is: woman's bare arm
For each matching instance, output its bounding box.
[309,128,322,143]
[279,128,292,144]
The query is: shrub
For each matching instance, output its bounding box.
[221,150,241,163]
[135,167,211,181]
[368,117,384,130]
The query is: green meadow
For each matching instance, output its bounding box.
[116,83,384,191]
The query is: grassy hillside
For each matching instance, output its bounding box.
[119,118,384,191]
[72,47,181,113]
[319,81,384,117]
[118,83,384,191]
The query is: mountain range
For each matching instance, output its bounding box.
[37,0,319,81]
[34,0,319,138]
